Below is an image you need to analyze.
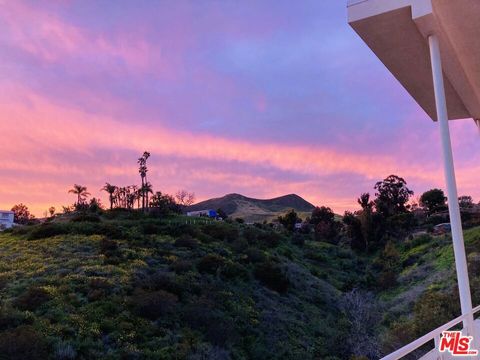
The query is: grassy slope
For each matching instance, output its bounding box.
[378,226,480,353]
[0,214,362,360]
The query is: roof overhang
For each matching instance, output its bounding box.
[348,0,480,121]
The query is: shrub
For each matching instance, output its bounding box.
[14,287,52,311]
[139,272,183,297]
[174,234,199,249]
[231,238,248,253]
[171,260,194,274]
[0,309,29,331]
[291,233,305,246]
[197,254,225,274]
[405,234,433,250]
[27,223,67,240]
[201,224,239,242]
[87,278,111,302]
[141,222,161,235]
[425,214,448,225]
[254,262,289,293]
[468,252,480,275]
[132,289,178,320]
[258,231,282,248]
[0,326,48,360]
[377,270,397,290]
[0,275,8,291]
[413,290,459,336]
[71,213,101,222]
[382,320,417,355]
[99,238,119,257]
[245,248,266,263]
[243,227,261,244]
[182,299,234,346]
[221,262,249,280]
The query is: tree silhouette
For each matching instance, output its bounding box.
[419,189,446,215]
[101,183,117,210]
[175,190,195,207]
[68,184,90,206]
[137,151,151,210]
[357,193,374,211]
[374,175,413,218]
[11,203,34,224]
[142,182,153,209]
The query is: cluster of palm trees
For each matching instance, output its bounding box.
[67,151,195,213]
[101,183,152,210]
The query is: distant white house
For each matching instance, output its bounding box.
[186,209,218,218]
[0,210,14,230]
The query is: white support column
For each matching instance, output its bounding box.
[428,35,474,334]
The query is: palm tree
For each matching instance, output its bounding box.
[135,187,142,209]
[101,183,117,209]
[68,184,90,205]
[142,182,153,210]
[137,151,150,210]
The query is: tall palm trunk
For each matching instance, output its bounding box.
[141,177,145,210]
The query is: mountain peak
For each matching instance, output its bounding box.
[187,193,315,222]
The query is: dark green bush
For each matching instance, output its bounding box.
[201,223,239,242]
[141,222,161,235]
[0,310,29,331]
[87,278,111,301]
[291,233,306,246]
[171,260,194,274]
[231,238,248,253]
[0,325,48,360]
[377,270,397,290]
[139,272,183,298]
[245,248,266,263]
[243,227,261,244]
[221,262,249,280]
[254,262,289,293]
[99,238,118,258]
[27,223,68,240]
[413,289,459,336]
[258,231,282,248]
[13,287,52,311]
[159,223,199,238]
[182,299,234,346]
[131,289,178,320]
[425,214,448,226]
[174,234,199,249]
[197,254,225,274]
[406,234,433,250]
[71,213,101,222]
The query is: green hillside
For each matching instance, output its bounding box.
[1,207,480,359]
[0,211,361,360]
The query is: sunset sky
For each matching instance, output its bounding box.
[1,0,479,217]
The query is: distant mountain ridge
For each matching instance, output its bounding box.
[186,193,315,222]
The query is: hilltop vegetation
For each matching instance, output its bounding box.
[4,204,480,359]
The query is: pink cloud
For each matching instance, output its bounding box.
[1,86,478,216]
